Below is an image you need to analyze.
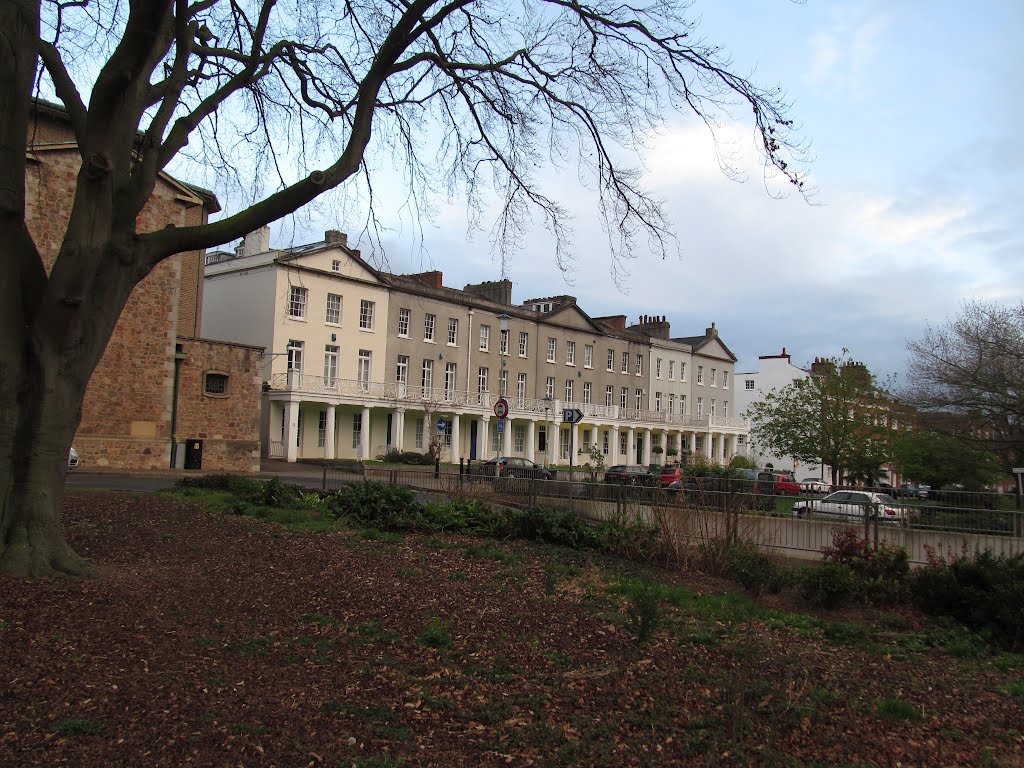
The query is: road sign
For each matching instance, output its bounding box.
[436,417,447,433]
[562,408,584,424]
[493,398,509,419]
[495,418,505,434]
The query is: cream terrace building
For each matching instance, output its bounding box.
[203,230,750,465]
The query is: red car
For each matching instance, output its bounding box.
[659,465,684,487]
[756,471,800,496]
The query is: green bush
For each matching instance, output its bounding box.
[799,562,858,610]
[515,506,600,549]
[910,550,1024,651]
[326,481,425,530]
[821,529,910,605]
[380,448,435,465]
[620,579,662,643]
[725,541,789,597]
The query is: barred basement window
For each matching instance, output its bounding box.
[204,372,229,397]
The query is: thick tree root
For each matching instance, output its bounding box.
[0,526,90,579]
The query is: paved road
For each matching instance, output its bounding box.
[65,460,327,493]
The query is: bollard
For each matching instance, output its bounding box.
[459,457,464,475]
[434,457,440,480]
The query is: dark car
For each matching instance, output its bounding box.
[482,456,552,480]
[896,483,930,499]
[604,465,657,486]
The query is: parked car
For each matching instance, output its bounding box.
[659,465,684,487]
[755,471,800,496]
[67,447,80,471]
[604,465,658,486]
[896,483,930,499]
[792,490,912,524]
[799,477,830,494]
[482,456,551,480]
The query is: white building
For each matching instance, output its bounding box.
[733,348,822,477]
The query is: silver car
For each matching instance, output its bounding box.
[67,447,80,471]
[792,490,910,524]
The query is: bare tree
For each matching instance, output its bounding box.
[1,0,807,576]
[904,301,1024,475]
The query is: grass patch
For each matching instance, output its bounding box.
[355,528,404,544]
[416,617,452,650]
[875,697,924,723]
[463,542,520,563]
[55,718,103,736]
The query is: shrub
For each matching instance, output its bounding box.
[799,562,858,610]
[820,529,910,605]
[724,541,789,597]
[621,579,661,643]
[380,448,435,465]
[326,481,425,530]
[515,506,600,550]
[910,550,1024,651]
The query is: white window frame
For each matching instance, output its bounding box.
[722,371,729,388]
[697,396,703,416]
[352,412,362,449]
[398,308,410,337]
[447,318,458,346]
[607,349,614,371]
[324,345,339,386]
[396,355,409,384]
[655,392,661,411]
[584,344,593,369]
[358,300,374,330]
[499,329,509,355]
[710,368,717,387]
[635,355,643,376]
[517,372,527,399]
[288,285,308,320]
[326,293,342,325]
[499,369,508,396]
[479,324,490,351]
[444,362,457,400]
[583,381,592,405]
[668,360,675,380]
[357,350,371,391]
[620,387,628,408]
[656,358,662,378]
[478,367,489,394]
[621,352,629,374]
[605,385,613,407]
[421,359,433,389]
[565,379,574,402]
[745,379,755,391]
[545,376,555,399]
[424,313,436,342]
[546,337,556,363]
[697,366,704,385]
[415,418,425,449]
[635,389,642,409]
[519,332,528,357]
[287,339,304,373]
[566,340,576,366]
[513,425,526,452]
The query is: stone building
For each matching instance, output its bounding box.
[25,101,262,472]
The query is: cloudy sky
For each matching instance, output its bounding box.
[263,0,1023,380]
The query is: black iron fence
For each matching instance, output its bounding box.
[321,465,1023,564]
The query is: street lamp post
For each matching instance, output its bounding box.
[542,395,553,468]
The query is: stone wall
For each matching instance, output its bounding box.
[24,104,260,472]
[176,339,264,473]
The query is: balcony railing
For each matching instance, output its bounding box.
[267,373,750,430]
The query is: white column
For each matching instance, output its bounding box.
[642,428,652,466]
[451,413,462,460]
[548,421,557,466]
[325,404,336,459]
[571,423,580,464]
[689,432,696,460]
[611,425,620,464]
[705,430,713,460]
[395,409,405,451]
[361,406,371,460]
[284,399,299,463]
[527,420,536,462]
[627,426,636,464]
[480,416,490,462]
[502,418,513,456]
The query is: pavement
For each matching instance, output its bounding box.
[66,458,329,492]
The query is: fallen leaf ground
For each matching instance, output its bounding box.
[2,491,1023,767]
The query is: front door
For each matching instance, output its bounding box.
[635,435,644,464]
[469,420,478,460]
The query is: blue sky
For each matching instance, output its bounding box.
[262,0,1024,380]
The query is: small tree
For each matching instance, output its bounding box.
[749,355,895,487]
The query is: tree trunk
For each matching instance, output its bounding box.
[0,331,92,579]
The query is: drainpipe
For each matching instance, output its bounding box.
[170,344,188,468]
